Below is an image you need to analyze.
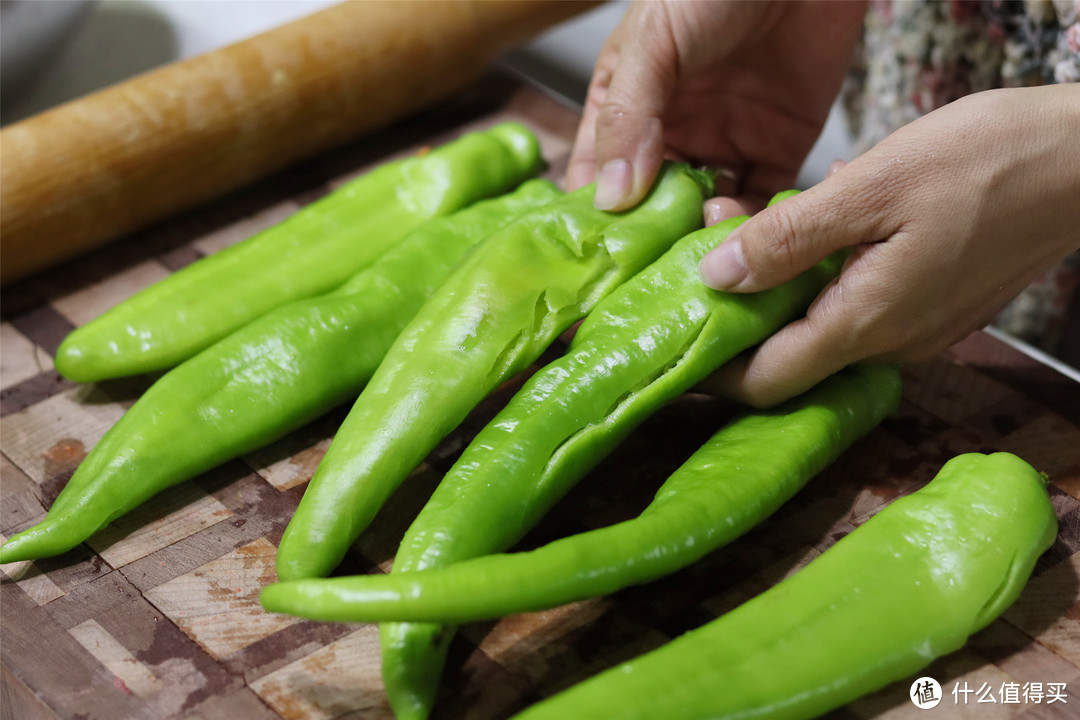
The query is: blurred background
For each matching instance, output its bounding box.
[0,0,853,187]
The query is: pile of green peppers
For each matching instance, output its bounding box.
[0,123,556,563]
[2,121,1060,720]
[275,160,714,581]
[54,122,546,381]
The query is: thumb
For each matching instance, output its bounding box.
[698,171,885,293]
[590,3,677,211]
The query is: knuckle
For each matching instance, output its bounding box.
[808,279,902,364]
[749,204,802,277]
[837,296,893,355]
[850,301,929,363]
[587,68,613,105]
[595,100,639,133]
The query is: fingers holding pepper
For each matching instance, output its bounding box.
[699,86,1080,407]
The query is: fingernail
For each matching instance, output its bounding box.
[594,159,632,210]
[699,237,747,289]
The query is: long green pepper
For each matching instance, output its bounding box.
[510,452,1057,720]
[54,123,544,382]
[259,364,902,625]
[378,192,839,720]
[275,162,714,581]
[0,180,561,564]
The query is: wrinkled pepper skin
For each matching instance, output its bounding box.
[0,180,561,564]
[275,162,714,582]
[378,193,839,720]
[259,364,902,624]
[53,122,544,382]
[509,452,1056,720]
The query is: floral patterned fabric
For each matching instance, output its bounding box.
[842,0,1080,364]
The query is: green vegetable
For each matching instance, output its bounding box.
[53,122,544,382]
[274,162,714,582]
[510,452,1056,720]
[378,200,842,719]
[0,180,561,564]
[259,364,902,625]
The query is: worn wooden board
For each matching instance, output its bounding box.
[2,73,1079,720]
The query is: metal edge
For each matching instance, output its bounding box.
[985,325,1080,383]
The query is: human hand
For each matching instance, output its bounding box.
[566,0,866,210]
[698,85,1080,407]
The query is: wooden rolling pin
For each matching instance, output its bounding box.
[0,0,599,285]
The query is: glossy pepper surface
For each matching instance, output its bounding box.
[509,452,1057,720]
[377,194,841,719]
[53,122,544,382]
[275,162,714,581]
[0,180,561,564]
[259,363,902,624]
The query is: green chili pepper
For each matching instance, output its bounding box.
[508,451,1056,720]
[53,122,544,383]
[259,363,902,625]
[275,162,714,582]
[0,180,561,564]
[376,195,842,720]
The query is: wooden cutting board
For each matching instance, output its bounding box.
[2,73,1079,720]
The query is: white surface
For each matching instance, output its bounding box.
[0,0,852,184]
[0,0,335,123]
